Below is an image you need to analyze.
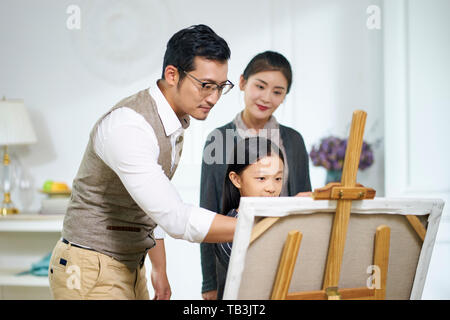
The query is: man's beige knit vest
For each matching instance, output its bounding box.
[62,88,187,271]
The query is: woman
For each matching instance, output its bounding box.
[200,51,311,300]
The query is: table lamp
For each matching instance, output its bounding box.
[0,97,37,215]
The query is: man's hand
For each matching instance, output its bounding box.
[151,269,171,300]
[148,239,171,300]
[202,290,217,300]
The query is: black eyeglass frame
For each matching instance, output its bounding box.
[178,67,234,95]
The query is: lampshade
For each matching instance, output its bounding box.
[0,98,37,146]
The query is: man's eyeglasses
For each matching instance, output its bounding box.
[179,67,234,96]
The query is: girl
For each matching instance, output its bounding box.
[200,51,311,300]
[214,136,285,300]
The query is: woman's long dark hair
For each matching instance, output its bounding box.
[221,137,284,215]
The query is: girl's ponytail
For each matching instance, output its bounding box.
[221,175,241,215]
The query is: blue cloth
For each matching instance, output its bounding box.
[16,252,52,277]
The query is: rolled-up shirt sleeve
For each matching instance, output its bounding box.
[94,108,215,242]
[153,225,166,239]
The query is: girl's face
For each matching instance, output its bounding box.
[229,155,284,197]
[240,70,288,122]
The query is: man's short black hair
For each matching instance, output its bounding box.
[162,24,231,82]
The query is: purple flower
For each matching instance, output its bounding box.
[309,135,374,171]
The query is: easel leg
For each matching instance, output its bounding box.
[322,199,352,289]
[322,111,367,290]
[373,225,390,300]
[271,230,302,300]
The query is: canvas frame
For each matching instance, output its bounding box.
[223,197,444,300]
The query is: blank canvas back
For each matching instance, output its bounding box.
[237,212,426,300]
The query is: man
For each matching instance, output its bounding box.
[48,24,237,300]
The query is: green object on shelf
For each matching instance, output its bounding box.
[16,252,52,277]
[42,180,53,192]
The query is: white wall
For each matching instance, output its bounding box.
[383,0,450,299]
[3,0,445,300]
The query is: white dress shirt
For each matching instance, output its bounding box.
[93,83,216,242]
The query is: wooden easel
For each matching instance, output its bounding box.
[250,110,390,300]
[312,110,382,299]
[249,110,428,299]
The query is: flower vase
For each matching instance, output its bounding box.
[325,170,342,184]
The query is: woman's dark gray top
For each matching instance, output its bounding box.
[199,121,311,293]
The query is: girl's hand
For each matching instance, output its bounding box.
[295,191,313,197]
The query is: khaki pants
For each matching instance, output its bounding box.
[48,240,149,300]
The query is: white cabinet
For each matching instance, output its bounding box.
[0,213,63,299]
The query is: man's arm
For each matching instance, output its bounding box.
[148,239,171,300]
[96,108,236,243]
[203,214,237,243]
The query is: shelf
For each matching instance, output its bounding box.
[0,268,50,287]
[0,213,64,232]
